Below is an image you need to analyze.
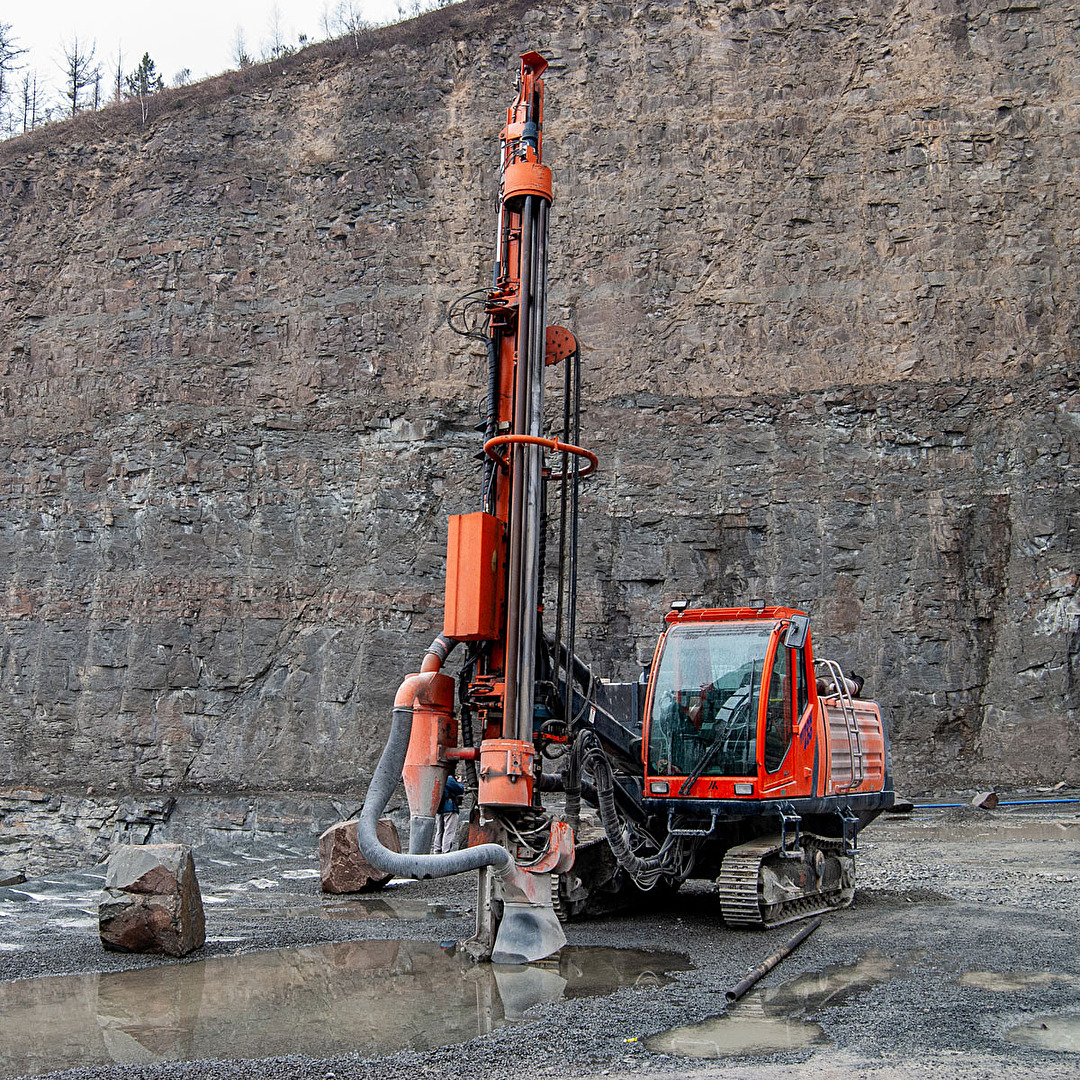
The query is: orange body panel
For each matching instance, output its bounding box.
[444,512,504,642]
[824,699,887,795]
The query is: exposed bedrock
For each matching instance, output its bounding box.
[0,0,1076,818]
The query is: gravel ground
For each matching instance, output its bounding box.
[1,799,1078,1080]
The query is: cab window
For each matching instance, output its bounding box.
[764,647,793,772]
[794,644,808,718]
[647,624,771,778]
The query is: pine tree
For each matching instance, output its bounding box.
[125,52,164,124]
[62,36,99,118]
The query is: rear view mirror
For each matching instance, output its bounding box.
[783,613,809,650]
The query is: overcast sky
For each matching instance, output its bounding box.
[8,1,412,101]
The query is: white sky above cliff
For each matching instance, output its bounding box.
[10,1,412,102]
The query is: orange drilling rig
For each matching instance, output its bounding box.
[358,53,894,963]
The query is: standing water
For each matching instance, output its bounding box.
[0,940,688,1077]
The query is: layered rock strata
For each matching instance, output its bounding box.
[0,0,1076,823]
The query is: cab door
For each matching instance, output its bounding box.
[758,633,811,796]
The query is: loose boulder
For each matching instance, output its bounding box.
[99,843,206,956]
[972,791,999,810]
[319,818,399,893]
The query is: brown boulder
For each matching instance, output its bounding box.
[319,818,399,894]
[99,843,206,956]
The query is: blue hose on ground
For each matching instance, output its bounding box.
[913,797,1079,809]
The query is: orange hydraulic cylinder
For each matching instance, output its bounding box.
[503,160,553,203]
[444,512,504,642]
[402,671,457,819]
[478,738,535,808]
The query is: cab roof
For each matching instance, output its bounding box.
[663,605,806,626]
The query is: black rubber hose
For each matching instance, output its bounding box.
[459,700,479,794]
[584,738,674,878]
[547,637,595,697]
[562,731,584,831]
[482,335,498,514]
[358,703,511,880]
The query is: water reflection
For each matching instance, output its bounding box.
[647,952,903,1059]
[226,899,471,922]
[911,821,1080,843]
[0,941,688,1077]
[960,970,1075,993]
[1006,1014,1080,1051]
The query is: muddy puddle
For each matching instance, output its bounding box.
[1005,1014,1080,1051]
[232,898,471,921]
[647,952,902,1059]
[0,941,688,1077]
[0,871,105,944]
[0,870,104,907]
[960,971,1076,993]
[906,820,1080,843]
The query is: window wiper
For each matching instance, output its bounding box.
[677,660,757,795]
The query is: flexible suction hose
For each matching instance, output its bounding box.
[357,637,512,881]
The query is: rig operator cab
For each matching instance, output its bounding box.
[622,604,893,926]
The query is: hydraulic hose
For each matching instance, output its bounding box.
[420,633,455,673]
[482,335,498,515]
[579,732,679,886]
[562,730,583,831]
[357,637,512,881]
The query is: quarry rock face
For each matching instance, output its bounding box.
[99,843,206,955]
[0,0,1077,828]
[319,817,399,893]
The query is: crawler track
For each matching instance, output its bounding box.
[718,834,854,927]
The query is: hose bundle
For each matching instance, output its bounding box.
[567,730,693,891]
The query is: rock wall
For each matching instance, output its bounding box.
[0,0,1077,816]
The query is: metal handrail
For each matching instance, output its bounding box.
[815,658,865,790]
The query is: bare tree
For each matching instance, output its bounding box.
[20,70,40,132]
[113,48,123,104]
[320,3,335,40]
[61,36,99,117]
[173,68,192,87]
[232,27,252,69]
[333,1,370,52]
[263,4,295,61]
[265,5,284,58]
[0,22,28,134]
[21,72,54,130]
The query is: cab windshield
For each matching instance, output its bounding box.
[647,623,772,778]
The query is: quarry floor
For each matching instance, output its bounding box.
[1,799,1079,1080]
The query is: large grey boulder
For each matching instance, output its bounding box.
[99,843,206,956]
[319,818,399,894]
